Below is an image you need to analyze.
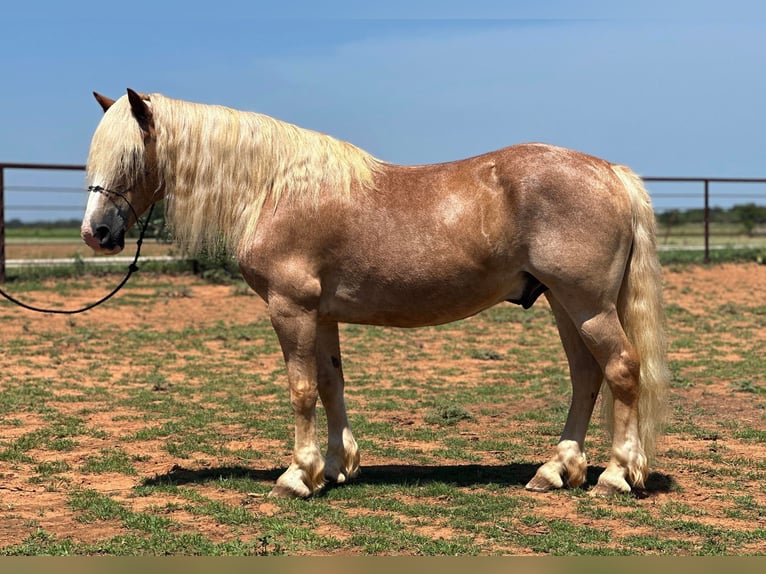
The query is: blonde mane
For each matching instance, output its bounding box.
[87,93,383,256]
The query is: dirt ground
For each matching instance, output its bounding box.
[0,262,765,553]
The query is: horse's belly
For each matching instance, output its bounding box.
[321,269,526,328]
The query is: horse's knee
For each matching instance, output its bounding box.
[289,380,319,411]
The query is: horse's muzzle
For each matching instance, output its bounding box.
[81,221,126,254]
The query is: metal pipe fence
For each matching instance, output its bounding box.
[1,162,86,282]
[2,162,766,282]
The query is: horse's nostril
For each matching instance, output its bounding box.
[94,225,111,242]
[91,223,125,252]
[94,224,117,249]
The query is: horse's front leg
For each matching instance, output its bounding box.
[268,299,325,498]
[316,322,359,485]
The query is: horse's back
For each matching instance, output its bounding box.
[374,142,634,264]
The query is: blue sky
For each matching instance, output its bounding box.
[2,1,766,219]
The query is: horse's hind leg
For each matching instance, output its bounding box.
[526,293,602,492]
[316,322,360,484]
[574,307,646,495]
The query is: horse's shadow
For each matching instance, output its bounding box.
[142,462,675,497]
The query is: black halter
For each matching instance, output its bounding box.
[0,186,155,314]
[86,185,141,229]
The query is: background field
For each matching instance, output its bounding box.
[4,220,766,269]
[0,263,764,555]
[3,227,175,262]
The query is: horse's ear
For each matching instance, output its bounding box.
[93,92,115,113]
[127,88,153,135]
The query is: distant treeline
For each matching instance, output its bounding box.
[5,218,83,229]
[658,203,766,234]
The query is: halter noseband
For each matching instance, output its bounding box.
[87,185,142,227]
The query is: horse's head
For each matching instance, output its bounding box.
[81,89,163,254]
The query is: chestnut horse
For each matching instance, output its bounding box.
[81,89,669,498]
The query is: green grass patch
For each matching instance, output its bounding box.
[1,266,765,555]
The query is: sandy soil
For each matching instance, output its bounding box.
[0,262,764,554]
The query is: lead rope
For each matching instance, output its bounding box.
[0,188,155,315]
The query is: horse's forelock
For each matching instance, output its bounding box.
[86,95,146,189]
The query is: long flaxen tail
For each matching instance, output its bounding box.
[606,165,671,471]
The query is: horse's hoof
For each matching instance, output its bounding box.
[525,468,564,492]
[525,479,553,492]
[268,484,311,498]
[325,470,348,484]
[589,477,631,497]
[270,461,324,499]
[324,463,360,485]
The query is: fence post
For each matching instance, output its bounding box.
[0,165,5,283]
[704,179,710,264]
